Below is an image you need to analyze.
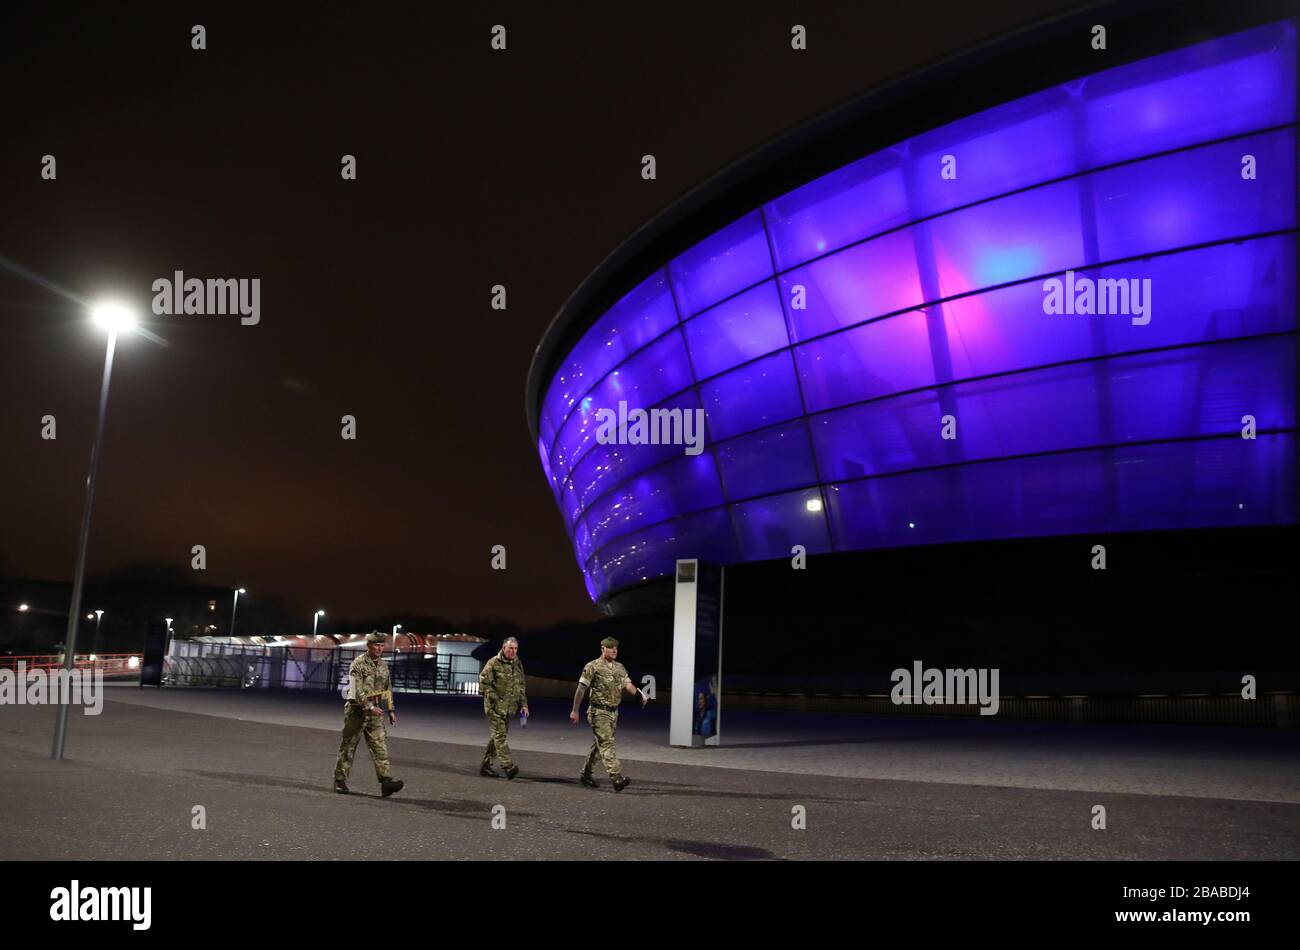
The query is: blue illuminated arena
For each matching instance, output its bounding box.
[528,15,1298,606]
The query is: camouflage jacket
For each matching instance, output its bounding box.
[480,652,527,710]
[346,653,393,710]
[580,658,630,708]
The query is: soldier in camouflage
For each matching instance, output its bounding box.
[479,636,529,779]
[570,636,648,792]
[334,632,404,797]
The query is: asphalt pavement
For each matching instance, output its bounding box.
[2,687,1297,860]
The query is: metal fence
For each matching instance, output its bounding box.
[163,641,481,695]
[0,653,142,678]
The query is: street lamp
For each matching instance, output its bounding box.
[392,624,402,654]
[164,617,174,656]
[230,587,246,638]
[93,609,104,656]
[53,300,137,761]
[313,609,325,637]
[18,603,29,612]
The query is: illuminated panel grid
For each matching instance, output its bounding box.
[536,21,1299,601]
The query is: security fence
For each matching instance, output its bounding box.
[164,641,481,695]
[0,653,142,679]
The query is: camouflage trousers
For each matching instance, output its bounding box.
[481,705,515,770]
[334,702,393,782]
[581,708,622,780]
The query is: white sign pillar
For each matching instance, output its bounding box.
[669,559,724,747]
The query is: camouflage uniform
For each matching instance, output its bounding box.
[334,650,395,783]
[480,649,528,771]
[579,656,631,781]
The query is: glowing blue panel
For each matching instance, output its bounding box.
[683,281,790,379]
[939,236,1296,381]
[780,230,923,342]
[591,508,740,592]
[730,488,832,561]
[923,179,1085,298]
[699,350,804,441]
[826,436,1296,550]
[813,337,1295,482]
[906,89,1080,220]
[1091,129,1296,261]
[715,419,818,501]
[537,436,561,502]
[540,269,678,451]
[573,517,595,567]
[567,389,706,517]
[764,150,910,271]
[584,452,725,555]
[1081,22,1298,166]
[764,22,1297,271]
[552,329,694,481]
[669,211,773,317]
[794,309,937,414]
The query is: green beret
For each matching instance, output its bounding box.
[365,632,386,644]
[600,636,619,648]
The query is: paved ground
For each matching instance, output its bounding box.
[2,686,1297,860]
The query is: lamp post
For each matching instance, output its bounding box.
[164,617,174,655]
[313,609,325,637]
[392,624,402,654]
[53,301,136,761]
[230,587,246,638]
[93,609,104,657]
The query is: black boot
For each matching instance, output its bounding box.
[334,778,349,794]
[579,774,599,788]
[504,765,519,780]
[612,775,631,792]
[479,764,498,777]
[380,777,404,798]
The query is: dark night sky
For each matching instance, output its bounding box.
[0,0,1079,627]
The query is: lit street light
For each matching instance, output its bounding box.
[164,617,174,656]
[392,624,402,654]
[230,587,246,638]
[313,609,325,637]
[53,301,137,761]
[18,603,29,612]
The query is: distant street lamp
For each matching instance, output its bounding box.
[392,624,402,653]
[164,617,174,655]
[93,609,104,655]
[53,301,137,761]
[18,603,29,612]
[230,587,246,638]
[313,609,325,637]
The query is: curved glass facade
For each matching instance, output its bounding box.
[536,21,1299,603]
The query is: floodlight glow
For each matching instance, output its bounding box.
[90,302,136,333]
[18,603,30,612]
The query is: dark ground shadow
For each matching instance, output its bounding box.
[567,827,779,860]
